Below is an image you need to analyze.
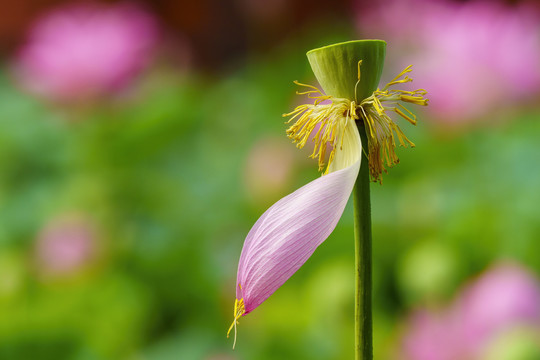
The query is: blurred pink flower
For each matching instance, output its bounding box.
[15,2,160,101]
[35,215,97,276]
[356,0,540,123]
[402,309,465,360]
[401,262,540,360]
[456,262,540,353]
[243,136,296,203]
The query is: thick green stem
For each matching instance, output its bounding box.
[353,123,372,360]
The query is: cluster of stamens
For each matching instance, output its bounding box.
[359,65,428,182]
[283,82,358,174]
[283,63,428,182]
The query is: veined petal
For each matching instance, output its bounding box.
[235,117,361,316]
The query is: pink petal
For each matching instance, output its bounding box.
[236,158,360,315]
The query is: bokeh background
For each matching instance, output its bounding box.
[0,0,539,359]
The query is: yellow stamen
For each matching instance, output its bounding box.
[400,95,428,106]
[382,65,413,90]
[394,107,417,125]
[354,60,363,102]
[227,296,246,349]
[292,80,322,92]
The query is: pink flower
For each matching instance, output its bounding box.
[402,309,466,360]
[356,0,540,123]
[15,2,160,101]
[228,81,365,347]
[243,136,296,203]
[227,51,428,346]
[456,262,540,354]
[35,215,97,276]
[401,262,540,360]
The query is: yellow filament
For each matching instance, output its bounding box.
[227,297,246,349]
[354,60,363,102]
[382,65,413,90]
[394,108,417,125]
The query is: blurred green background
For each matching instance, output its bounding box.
[0,0,539,359]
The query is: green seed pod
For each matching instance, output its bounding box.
[307,40,387,101]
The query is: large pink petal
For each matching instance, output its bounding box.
[236,158,360,314]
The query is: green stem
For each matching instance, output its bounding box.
[305,39,384,360]
[353,123,372,360]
